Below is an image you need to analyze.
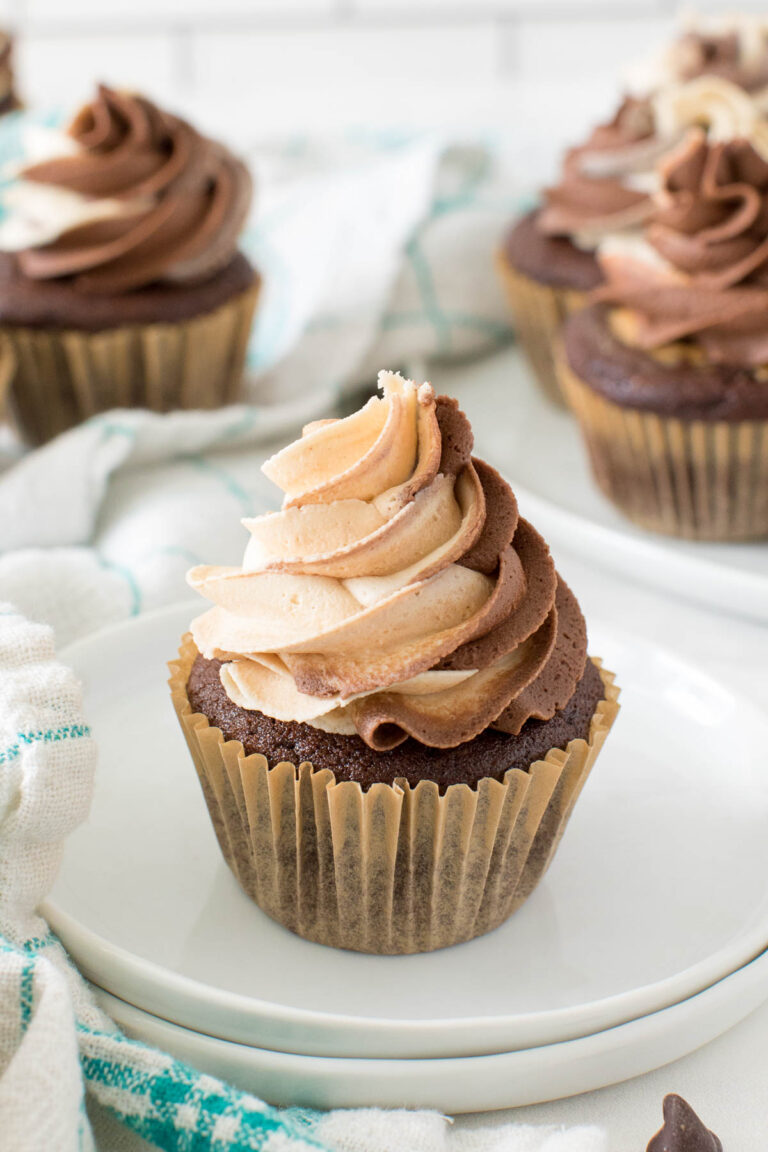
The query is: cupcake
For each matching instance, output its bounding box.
[0,31,20,117]
[170,371,619,954]
[636,14,768,95]
[0,85,258,445]
[559,109,768,541]
[500,16,768,406]
[499,96,660,404]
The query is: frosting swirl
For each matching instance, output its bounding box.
[188,372,588,751]
[0,85,252,294]
[538,97,662,245]
[595,124,768,364]
[661,17,768,94]
[538,76,768,250]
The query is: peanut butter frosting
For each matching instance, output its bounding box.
[188,372,588,752]
[0,85,252,294]
[595,90,768,365]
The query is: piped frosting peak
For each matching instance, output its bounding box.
[0,84,252,294]
[189,372,588,751]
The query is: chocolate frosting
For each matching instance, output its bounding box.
[16,85,252,294]
[646,1094,722,1152]
[596,131,768,365]
[539,97,659,242]
[189,373,589,752]
[677,29,768,92]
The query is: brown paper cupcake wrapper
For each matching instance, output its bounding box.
[3,282,259,446]
[558,348,768,541]
[497,253,586,408]
[169,634,620,955]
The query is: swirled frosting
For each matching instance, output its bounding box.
[0,85,252,294]
[595,121,768,364]
[538,97,662,245]
[631,16,768,96]
[538,76,768,249]
[188,372,588,752]
[0,33,16,110]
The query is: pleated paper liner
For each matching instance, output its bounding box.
[2,281,259,446]
[496,252,586,408]
[557,347,768,541]
[169,634,620,955]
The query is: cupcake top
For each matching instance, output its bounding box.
[538,76,767,249]
[0,84,252,294]
[636,14,768,95]
[537,96,662,246]
[595,83,768,365]
[0,31,17,113]
[188,372,588,752]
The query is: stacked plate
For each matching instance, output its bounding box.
[45,602,768,1112]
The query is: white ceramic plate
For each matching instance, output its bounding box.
[45,602,768,1060]
[433,347,768,624]
[94,947,768,1112]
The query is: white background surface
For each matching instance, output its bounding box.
[4,0,767,184]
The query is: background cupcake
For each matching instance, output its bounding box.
[499,96,660,404]
[499,16,768,406]
[0,31,20,117]
[170,371,618,954]
[0,84,258,445]
[559,118,768,541]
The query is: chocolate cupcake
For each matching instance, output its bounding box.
[499,96,660,404]
[559,110,768,541]
[0,31,20,117]
[170,371,619,954]
[500,19,768,407]
[0,85,258,445]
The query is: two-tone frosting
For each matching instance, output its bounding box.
[0,85,252,294]
[538,97,662,246]
[541,16,768,251]
[189,372,589,752]
[630,15,768,97]
[595,79,768,365]
[0,33,17,112]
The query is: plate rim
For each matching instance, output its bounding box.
[48,600,768,1059]
[510,480,768,626]
[91,944,768,1111]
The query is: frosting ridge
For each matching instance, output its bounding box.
[189,372,588,751]
[595,118,768,365]
[0,85,252,294]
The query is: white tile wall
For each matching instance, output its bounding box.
[0,0,720,173]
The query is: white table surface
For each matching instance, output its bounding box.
[434,354,768,1148]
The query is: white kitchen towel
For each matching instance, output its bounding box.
[0,602,609,1151]
[0,112,518,439]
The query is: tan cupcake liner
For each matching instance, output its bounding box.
[497,253,586,408]
[558,349,768,541]
[2,282,259,446]
[169,634,620,955]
